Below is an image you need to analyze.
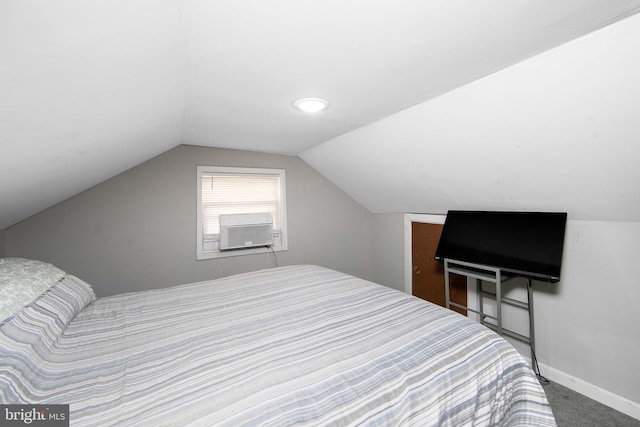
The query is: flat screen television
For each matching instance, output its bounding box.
[434,211,567,282]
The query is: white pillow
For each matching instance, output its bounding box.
[0,258,66,322]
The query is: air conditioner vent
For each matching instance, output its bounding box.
[219,213,273,250]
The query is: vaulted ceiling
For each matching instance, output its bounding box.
[2,0,640,229]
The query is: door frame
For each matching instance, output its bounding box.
[403,213,446,294]
[404,213,477,316]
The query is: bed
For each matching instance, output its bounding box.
[1,258,556,426]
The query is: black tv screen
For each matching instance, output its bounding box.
[434,211,567,282]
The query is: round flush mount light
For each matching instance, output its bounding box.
[294,97,329,113]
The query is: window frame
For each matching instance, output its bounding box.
[196,165,288,260]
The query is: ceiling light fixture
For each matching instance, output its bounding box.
[294,97,329,113]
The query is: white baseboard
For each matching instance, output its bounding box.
[535,361,640,421]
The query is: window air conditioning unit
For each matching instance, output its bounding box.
[219,213,273,250]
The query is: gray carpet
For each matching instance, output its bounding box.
[542,381,640,427]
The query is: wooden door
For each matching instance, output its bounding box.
[411,221,467,315]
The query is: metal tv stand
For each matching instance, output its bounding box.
[443,259,538,374]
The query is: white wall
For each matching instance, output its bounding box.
[372,213,405,292]
[536,220,640,416]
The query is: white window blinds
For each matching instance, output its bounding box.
[201,173,282,237]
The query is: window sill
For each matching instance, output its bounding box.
[197,244,288,260]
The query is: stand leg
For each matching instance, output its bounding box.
[527,278,538,375]
[444,260,451,309]
[496,270,502,335]
[477,278,484,324]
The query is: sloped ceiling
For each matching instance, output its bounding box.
[301,11,640,222]
[2,1,640,229]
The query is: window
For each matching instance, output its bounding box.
[196,166,288,259]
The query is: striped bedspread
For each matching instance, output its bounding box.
[1,265,556,426]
